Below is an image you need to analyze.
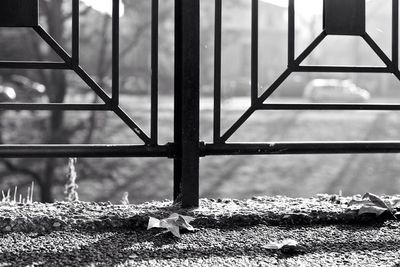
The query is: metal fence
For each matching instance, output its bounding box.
[1,0,400,208]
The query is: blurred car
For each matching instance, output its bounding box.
[303,79,370,103]
[0,85,16,102]
[6,75,46,102]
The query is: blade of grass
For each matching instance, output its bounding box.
[30,182,34,203]
[13,186,17,203]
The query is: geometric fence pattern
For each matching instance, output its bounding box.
[1,0,400,207]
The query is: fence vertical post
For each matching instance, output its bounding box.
[173,0,200,208]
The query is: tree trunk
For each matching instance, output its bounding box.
[40,1,67,202]
[40,162,54,203]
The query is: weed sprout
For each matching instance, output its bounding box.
[64,158,79,202]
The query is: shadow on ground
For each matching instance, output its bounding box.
[1,222,400,266]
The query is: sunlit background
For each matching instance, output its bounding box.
[82,0,125,16]
[0,0,398,204]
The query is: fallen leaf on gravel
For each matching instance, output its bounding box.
[349,193,396,218]
[147,213,195,238]
[147,217,161,229]
[265,239,306,254]
[348,199,372,206]
[265,239,295,249]
[358,205,387,216]
[391,198,400,208]
[363,193,393,212]
[265,241,283,250]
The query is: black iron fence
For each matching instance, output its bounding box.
[1,0,400,208]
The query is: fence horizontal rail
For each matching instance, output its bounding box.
[202,142,400,156]
[0,103,111,111]
[0,144,173,158]
[260,103,400,110]
[291,66,391,73]
[0,61,69,69]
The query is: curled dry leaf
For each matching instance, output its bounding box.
[390,198,400,208]
[147,213,195,238]
[349,192,397,218]
[358,205,387,216]
[265,239,298,250]
[147,217,160,229]
[265,239,306,254]
[265,242,282,250]
[348,199,372,206]
[363,192,393,212]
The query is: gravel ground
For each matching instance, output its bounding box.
[0,195,400,266]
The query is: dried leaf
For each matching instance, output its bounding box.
[265,239,299,250]
[166,213,180,219]
[348,199,372,206]
[358,205,387,216]
[265,239,306,254]
[282,239,299,246]
[147,213,195,238]
[265,242,281,250]
[390,198,400,208]
[176,216,195,231]
[180,215,195,223]
[158,218,173,227]
[167,213,194,222]
[147,217,161,230]
[363,192,391,211]
[166,224,181,238]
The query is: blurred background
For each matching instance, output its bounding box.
[0,0,399,203]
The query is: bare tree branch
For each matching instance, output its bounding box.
[63,6,92,21]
